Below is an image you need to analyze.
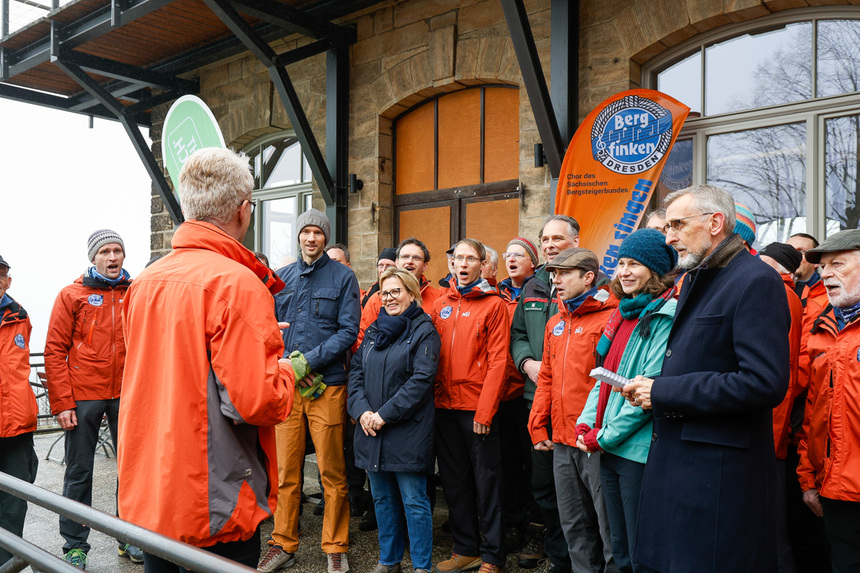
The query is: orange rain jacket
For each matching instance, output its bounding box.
[528,288,618,446]
[797,306,860,501]
[1,298,37,438]
[117,221,295,547]
[429,279,510,427]
[771,274,804,460]
[44,273,130,415]
[354,276,441,351]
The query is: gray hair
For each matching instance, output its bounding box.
[484,246,499,267]
[325,243,351,263]
[179,148,254,223]
[540,214,580,244]
[664,184,736,234]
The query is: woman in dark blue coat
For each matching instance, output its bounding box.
[348,268,441,573]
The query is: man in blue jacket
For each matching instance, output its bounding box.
[259,209,361,573]
[623,184,790,572]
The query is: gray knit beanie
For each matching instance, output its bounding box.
[507,237,539,267]
[296,208,331,244]
[87,229,125,262]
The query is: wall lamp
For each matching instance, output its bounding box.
[534,143,546,168]
[349,173,364,194]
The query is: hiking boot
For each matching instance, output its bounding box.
[359,505,377,532]
[477,563,502,573]
[327,552,351,573]
[517,533,545,569]
[63,549,88,570]
[118,543,144,564]
[257,545,296,572]
[369,563,401,573]
[350,491,372,517]
[314,498,325,515]
[434,553,481,573]
[415,570,431,573]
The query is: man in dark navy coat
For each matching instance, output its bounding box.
[623,184,791,572]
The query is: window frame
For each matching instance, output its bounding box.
[243,131,314,259]
[643,7,860,240]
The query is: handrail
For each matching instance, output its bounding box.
[0,472,258,573]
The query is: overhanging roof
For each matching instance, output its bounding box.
[0,0,374,126]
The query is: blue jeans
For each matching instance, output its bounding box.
[367,470,433,570]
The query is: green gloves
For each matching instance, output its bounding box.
[289,350,326,400]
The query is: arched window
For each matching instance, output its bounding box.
[243,133,314,265]
[644,8,860,245]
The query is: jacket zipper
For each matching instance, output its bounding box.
[447,297,462,405]
[87,317,97,345]
[827,370,833,458]
[559,318,572,440]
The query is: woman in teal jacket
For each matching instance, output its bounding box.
[575,229,677,573]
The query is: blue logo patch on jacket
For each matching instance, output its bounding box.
[553,321,565,336]
[87,294,103,307]
[440,306,453,319]
[14,333,26,349]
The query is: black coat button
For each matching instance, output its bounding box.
[665,349,672,357]
[652,432,658,442]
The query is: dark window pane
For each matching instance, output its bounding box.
[707,123,807,245]
[825,115,860,235]
[817,20,860,98]
[705,22,812,115]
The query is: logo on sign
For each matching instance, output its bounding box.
[440,306,453,320]
[591,95,673,175]
[14,333,25,349]
[88,294,103,307]
[553,321,565,336]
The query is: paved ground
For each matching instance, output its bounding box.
[19,432,537,573]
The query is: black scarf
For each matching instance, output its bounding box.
[373,301,423,349]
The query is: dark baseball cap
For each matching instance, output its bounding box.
[545,247,599,275]
[805,229,860,264]
[0,254,9,269]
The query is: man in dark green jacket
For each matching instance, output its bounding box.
[509,215,580,573]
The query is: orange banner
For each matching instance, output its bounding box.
[555,89,690,276]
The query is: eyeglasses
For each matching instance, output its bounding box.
[379,288,403,300]
[240,199,256,215]
[504,252,528,260]
[454,255,481,264]
[398,254,425,262]
[662,212,713,234]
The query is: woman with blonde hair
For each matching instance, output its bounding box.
[348,268,441,573]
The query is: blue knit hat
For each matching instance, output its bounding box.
[618,229,678,276]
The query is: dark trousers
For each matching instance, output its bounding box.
[436,408,505,566]
[142,527,261,572]
[343,419,367,500]
[61,398,119,553]
[531,422,572,572]
[498,397,535,531]
[820,497,860,573]
[785,445,832,572]
[600,453,646,573]
[0,432,38,564]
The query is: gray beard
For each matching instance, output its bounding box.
[678,251,704,270]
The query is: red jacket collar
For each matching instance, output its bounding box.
[172,221,285,295]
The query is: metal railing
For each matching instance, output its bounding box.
[0,472,258,573]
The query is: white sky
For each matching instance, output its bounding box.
[0,98,152,353]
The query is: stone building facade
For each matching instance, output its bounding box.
[150,0,860,287]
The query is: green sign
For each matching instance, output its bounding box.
[161,95,225,197]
